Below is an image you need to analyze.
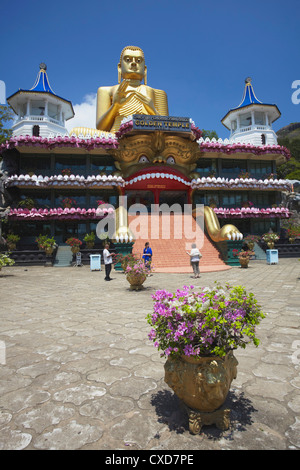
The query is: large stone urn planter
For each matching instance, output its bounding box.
[239,256,250,268]
[164,352,238,433]
[126,271,147,290]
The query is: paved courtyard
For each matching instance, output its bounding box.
[0,258,299,450]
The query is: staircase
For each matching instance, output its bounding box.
[129,213,231,273]
[53,245,73,267]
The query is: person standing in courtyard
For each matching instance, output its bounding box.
[186,243,202,278]
[142,242,152,274]
[103,243,113,281]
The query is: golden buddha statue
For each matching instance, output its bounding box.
[70,46,169,136]
[70,46,242,244]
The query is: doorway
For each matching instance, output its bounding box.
[54,222,87,244]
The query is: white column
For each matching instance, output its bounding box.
[251,110,255,127]
[58,105,63,123]
[44,99,48,117]
[26,99,30,116]
[265,113,269,127]
[236,114,240,130]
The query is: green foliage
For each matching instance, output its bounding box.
[201,129,218,140]
[83,232,96,242]
[0,105,14,145]
[0,252,15,268]
[35,234,56,249]
[6,233,20,243]
[277,132,300,179]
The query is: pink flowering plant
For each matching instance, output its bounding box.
[147,283,265,359]
[126,259,149,276]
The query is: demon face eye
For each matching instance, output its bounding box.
[139,155,150,163]
[166,156,175,164]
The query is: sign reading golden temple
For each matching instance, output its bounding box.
[132,114,191,132]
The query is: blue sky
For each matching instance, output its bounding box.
[1,0,299,139]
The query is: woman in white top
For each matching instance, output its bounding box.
[186,243,202,278]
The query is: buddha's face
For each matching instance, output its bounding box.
[119,48,145,81]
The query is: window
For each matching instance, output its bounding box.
[89,191,118,208]
[252,220,278,235]
[221,159,247,177]
[231,120,237,132]
[20,156,51,176]
[240,113,252,127]
[251,192,276,208]
[221,192,248,208]
[261,134,266,145]
[31,100,45,116]
[55,191,87,208]
[90,156,116,175]
[249,161,272,179]
[255,112,265,125]
[195,159,216,176]
[32,125,40,137]
[48,103,58,120]
[55,156,86,176]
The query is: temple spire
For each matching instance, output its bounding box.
[30,63,56,94]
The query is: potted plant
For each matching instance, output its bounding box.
[113,253,139,272]
[41,237,57,257]
[61,168,72,176]
[18,198,35,210]
[285,224,300,244]
[147,283,265,433]
[0,252,15,271]
[261,232,279,249]
[66,237,82,254]
[125,259,149,290]
[84,232,96,249]
[35,234,49,251]
[232,248,255,268]
[98,232,110,247]
[244,234,260,251]
[6,233,20,251]
[62,197,77,209]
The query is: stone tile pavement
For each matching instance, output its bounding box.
[0,258,299,450]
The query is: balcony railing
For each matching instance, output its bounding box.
[231,125,271,135]
[16,115,63,126]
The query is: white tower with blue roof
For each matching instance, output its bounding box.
[7,63,74,138]
[221,78,281,146]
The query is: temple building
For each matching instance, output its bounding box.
[0,48,292,270]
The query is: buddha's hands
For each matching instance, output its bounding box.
[113,80,157,114]
[113,81,132,108]
[133,90,157,112]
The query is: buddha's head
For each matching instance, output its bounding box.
[118,46,147,84]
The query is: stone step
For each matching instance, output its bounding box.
[129,213,228,272]
[53,245,73,267]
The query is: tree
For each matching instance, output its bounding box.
[277,135,300,180]
[201,129,218,140]
[0,105,14,145]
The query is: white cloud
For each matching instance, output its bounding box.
[65,93,97,131]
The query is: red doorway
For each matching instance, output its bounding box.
[122,166,192,208]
